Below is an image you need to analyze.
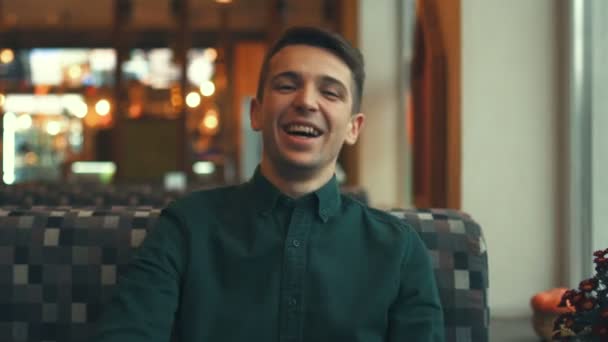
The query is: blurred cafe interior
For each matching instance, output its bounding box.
[1,0,457,210]
[0,0,410,205]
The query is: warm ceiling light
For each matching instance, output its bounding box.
[64,95,88,118]
[16,114,32,131]
[171,94,183,107]
[200,81,216,97]
[200,108,219,134]
[68,65,82,79]
[192,161,215,175]
[46,121,62,136]
[128,104,142,118]
[203,48,218,62]
[203,114,219,130]
[72,161,116,175]
[215,0,232,3]
[0,94,5,106]
[186,92,201,108]
[95,99,111,116]
[0,49,15,64]
[72,102,88,118]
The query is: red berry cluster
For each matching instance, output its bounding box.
[553,249,608,341]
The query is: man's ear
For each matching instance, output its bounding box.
[344,113,365,145]
[250,98,262,131]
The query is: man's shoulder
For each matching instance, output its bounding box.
[166,184,243,214]
[341,195,414,235]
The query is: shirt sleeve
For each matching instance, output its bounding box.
[388,226,444,342]
[94,209,188,342]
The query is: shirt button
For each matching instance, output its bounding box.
[288,297,297,306]
[292,239,301,247]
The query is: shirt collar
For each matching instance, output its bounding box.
[246,166,341,222]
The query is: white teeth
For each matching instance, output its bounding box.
[285,124,320,136]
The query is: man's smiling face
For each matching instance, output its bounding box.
[251,44,364,177]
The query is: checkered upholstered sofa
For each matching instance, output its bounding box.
[0,206,488,341]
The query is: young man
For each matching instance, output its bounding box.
[95,26,444,341]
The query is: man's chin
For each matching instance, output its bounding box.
[274,156,323,174]
[281,159,319,171]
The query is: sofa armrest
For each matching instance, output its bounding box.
[389,208,490,342]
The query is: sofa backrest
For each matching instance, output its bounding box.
[0,184,369,206]
[0,184,181,207]
[0,206,488,341]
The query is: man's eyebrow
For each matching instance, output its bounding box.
[319,75,347,91]
[270,72,349,95]
[270,71,300,82]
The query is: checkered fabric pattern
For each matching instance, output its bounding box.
[0,206,161,342]
[389,208,489,342]
[0,184,181,207]
[0,206,487,341]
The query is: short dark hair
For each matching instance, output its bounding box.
[256,26,365,113]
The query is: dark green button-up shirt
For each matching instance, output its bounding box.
[95,169,443,341]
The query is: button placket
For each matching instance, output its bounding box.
[278,204,311,342]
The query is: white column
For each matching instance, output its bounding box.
[590,0,608,257]
[358,0,407,209]
[461,0,558,317]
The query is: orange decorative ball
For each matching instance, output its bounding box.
[530,288,575,340]
[530,288,573,313]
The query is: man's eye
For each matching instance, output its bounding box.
[275,84,296,91]
[322,90,340,99]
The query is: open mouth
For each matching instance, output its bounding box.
[283,124,322,138]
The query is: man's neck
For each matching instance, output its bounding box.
[259,160,335,199]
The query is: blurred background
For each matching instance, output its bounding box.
[1,0,607,337]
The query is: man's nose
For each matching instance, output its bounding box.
[293,84,319,113]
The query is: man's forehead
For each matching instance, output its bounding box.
[267,45,352,84]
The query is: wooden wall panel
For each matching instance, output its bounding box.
[232,41,266,180]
